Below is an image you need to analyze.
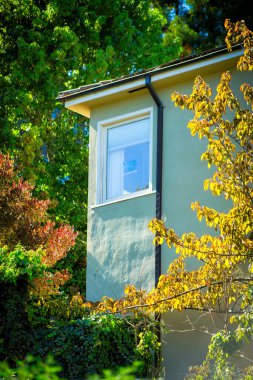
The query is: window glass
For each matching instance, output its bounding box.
[106,117,150,200]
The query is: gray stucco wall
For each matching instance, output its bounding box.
[86,62,251,378]
[157,67,251,379]
[157,67,250,379]
[160,72,231,272]
[87,93,157,300]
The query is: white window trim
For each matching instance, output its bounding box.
[91,190,156,209]
[96,107,153,205]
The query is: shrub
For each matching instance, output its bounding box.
[0,355,63,380]
[35,315,137,380]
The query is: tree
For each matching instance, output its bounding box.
[0,0,183,196]
[0,0,194,294]
[156,0,253,52]
[0,151,78,311]
[0,153,77,359]
[186,0,253,50]
[87,19,253,371]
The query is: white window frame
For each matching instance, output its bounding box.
[97,107,153,204]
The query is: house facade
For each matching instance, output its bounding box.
[57,47,249,379]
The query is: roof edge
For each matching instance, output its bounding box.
[57,44,242,103]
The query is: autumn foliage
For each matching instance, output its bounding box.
[87,20,253,322]
[0,154,77,295]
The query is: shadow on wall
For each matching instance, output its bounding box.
[162,309,253,380]
[87,193,157,301]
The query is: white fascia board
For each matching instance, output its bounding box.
[64,49,242,115]
[151,49,242,83]
[64,77,146,110]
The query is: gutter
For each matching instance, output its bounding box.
[145,75,164,287]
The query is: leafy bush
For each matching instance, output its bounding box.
[35,315,138,380]
[0,153,77,361]
[0,356,141,380]
[89,361,141,380]
[0,355,63,380]
[0,277,32,362]
[135,330,161,377]
[0,245,45,282]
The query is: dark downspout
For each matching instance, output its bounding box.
[145,75,164,286]
[145,75,164,369]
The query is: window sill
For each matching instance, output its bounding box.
[91,190,156,209]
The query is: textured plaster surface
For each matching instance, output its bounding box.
[86,194,156,300]
[86,93,157,301]
[159,66,251,379]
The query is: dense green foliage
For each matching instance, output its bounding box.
[0,277,31,362]
[36,315,137,379]
[88,362,141,380]
[0,313,155,380]
[0,153,76,294]
[0,154,77,362]
[0,355,63,380]
[0,356,142,380]
[0,245,45,282]
[0,0,186,294]
[156,0,253,51]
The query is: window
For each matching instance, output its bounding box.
[98,109,152,203]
